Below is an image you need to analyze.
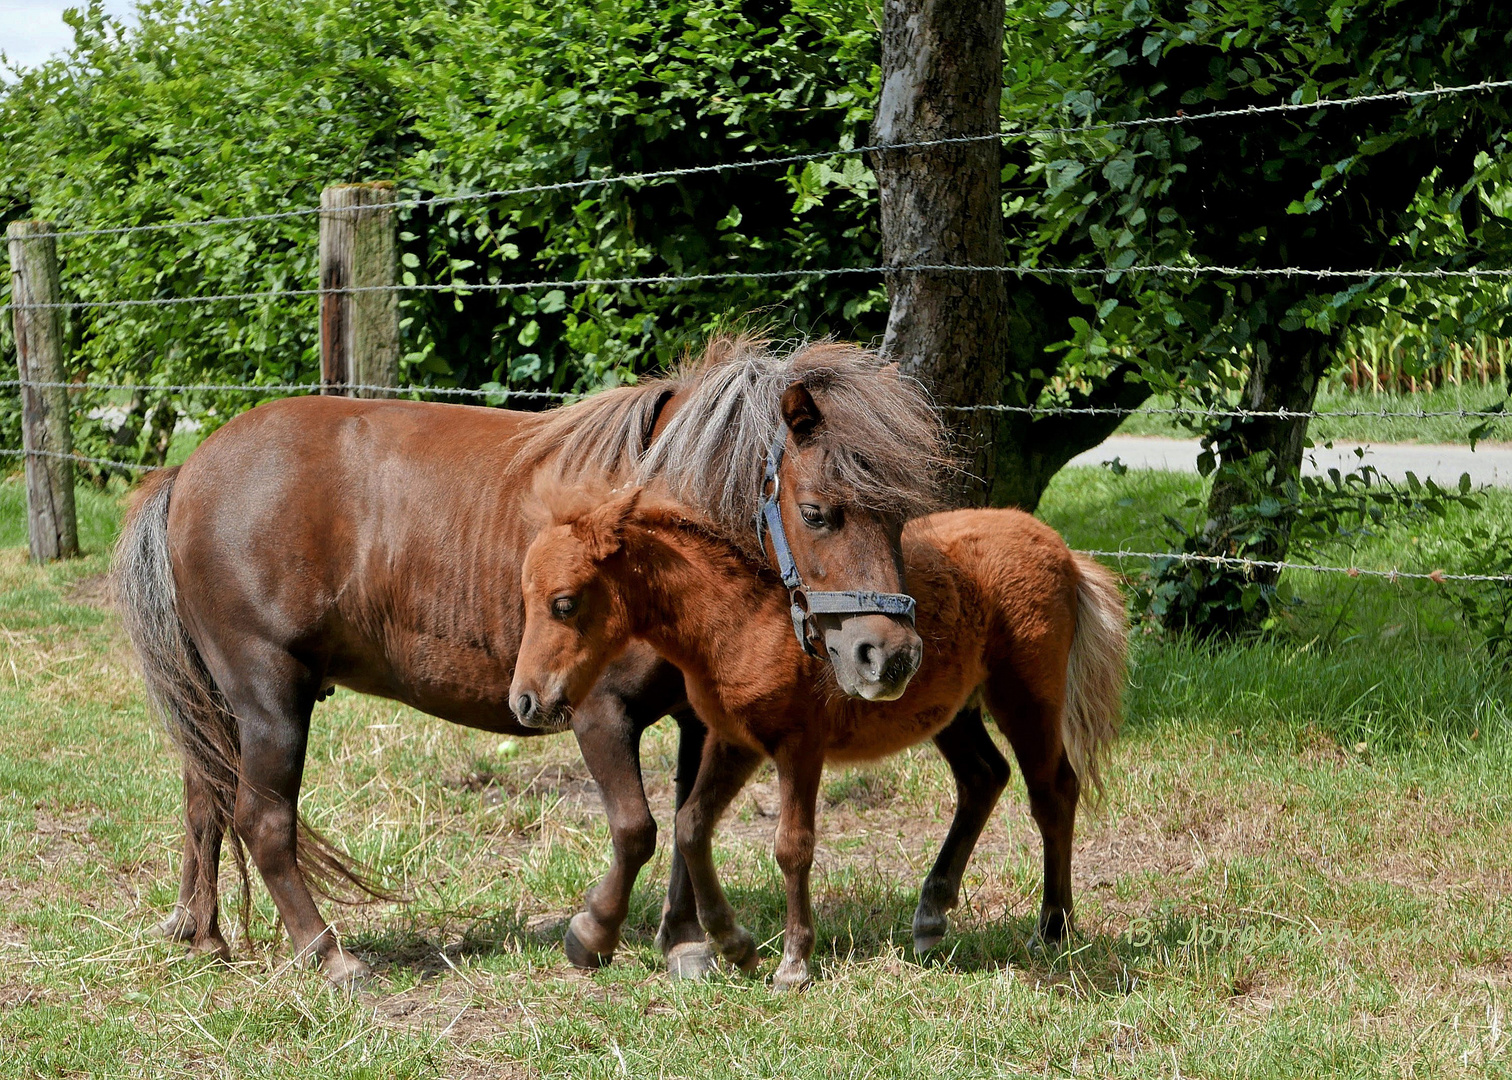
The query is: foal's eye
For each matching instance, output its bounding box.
[551,595,579,618]
[799,504,827,528]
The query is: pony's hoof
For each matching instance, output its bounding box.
[320,950,371,986]
[911,909,948,955]
[563,913,613,970]
[158,908,196,943]
[187,935,231,963]
[665,941,719,981]
[771,961,812,993]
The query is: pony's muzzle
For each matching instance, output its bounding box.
[822,613,923,702]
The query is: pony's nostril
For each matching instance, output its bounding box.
[854,640,880,678]
[882,648,918,687]
[514,691,538,724]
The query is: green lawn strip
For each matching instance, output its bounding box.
[0,470,1509,1076]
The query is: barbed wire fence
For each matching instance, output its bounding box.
[3,77,1512,584]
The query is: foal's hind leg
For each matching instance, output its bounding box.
[655,708,712,976]
[160,765,232,960]
[986,687,1079,946]
[675,737,764,976]
[218,649,368,983]
[912,706,1011,955]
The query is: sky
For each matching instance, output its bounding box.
[0,0,138,76]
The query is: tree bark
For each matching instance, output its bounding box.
[1163,319,1334,635]
[872,0,1009,507]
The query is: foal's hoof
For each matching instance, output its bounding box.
[563,913,613,970]
[665,941,720,981]
[719,928,761,975]
[320,950,372,986]
[158,907,196,943]
[911,909,949,955]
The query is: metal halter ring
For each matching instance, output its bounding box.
[752,428,917,658]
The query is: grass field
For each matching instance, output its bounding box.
[1,469,1509,1078]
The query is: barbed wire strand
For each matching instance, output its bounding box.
[4,440,1506,581]
[11,79,1509,242]
[1,379,1505,420]
[0,379,572,400]
[1079,547,1512,584]
[3,260,1511,316]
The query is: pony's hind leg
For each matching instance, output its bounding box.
[160,764,232,960]
[656,708,709,975]
[912,705,1011,955]
[674,736,764,978]
[986,686,1079,947]
[220,650,368,983]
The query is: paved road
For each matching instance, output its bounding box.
[1067,435,1512,488]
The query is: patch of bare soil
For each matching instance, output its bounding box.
[65,573,114,609]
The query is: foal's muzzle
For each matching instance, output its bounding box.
[511,687,571,731]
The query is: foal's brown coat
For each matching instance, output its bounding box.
[513,491,1127,988]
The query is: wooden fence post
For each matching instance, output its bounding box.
[319,182,399,397]
[6,221,78,561]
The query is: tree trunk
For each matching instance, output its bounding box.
[1161,322,1333,635]
[872,0,1009,507]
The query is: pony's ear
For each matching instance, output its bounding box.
[780,381,824,445]
[570,487,644,561]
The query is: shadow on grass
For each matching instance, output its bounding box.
[345,880,1220,998]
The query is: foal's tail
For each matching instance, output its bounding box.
[114,469,388,929]
[1062,553,1129,804]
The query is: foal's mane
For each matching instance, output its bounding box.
[520,334,951,557]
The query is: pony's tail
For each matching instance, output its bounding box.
[114,470,392,935]
[1061,553,1129,805]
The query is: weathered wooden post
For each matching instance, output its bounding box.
[6,220,79,561]
[872,0,1009,506]
[319,182,399,397]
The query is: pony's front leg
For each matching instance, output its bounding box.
[912,706,1011,954]
[674,736,764,978]
[770,745,824,992]
[564,692,661,969]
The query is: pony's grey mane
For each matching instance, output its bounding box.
[523,335,951,554]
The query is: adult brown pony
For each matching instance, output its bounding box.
[113,337,948,983]
[511,488,1127,989]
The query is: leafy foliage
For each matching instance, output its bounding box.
[1,0,885,467]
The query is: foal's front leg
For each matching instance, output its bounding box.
[771,744,824,991]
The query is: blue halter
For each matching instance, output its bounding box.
[753,429,917,658]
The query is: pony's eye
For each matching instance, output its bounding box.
[552,595,579,617]
[799,504,827,528]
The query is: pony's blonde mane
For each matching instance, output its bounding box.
[520,335,951,557]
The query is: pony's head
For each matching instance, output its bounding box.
[510,488,646,731]
[519,335,950,701]
[640,339,947,701]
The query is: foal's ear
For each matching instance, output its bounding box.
[571,487,644,561]
[780,381,825,444]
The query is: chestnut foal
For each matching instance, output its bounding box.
[511,489,1127,989]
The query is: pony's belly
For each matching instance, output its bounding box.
[328,634,522,731]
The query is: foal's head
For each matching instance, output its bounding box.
[509,490,646,731]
